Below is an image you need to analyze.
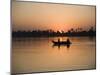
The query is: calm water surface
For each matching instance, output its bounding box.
[12,37,96,74]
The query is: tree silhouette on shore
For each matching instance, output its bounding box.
[12,27,96,37]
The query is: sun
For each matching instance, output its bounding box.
[58,30,61,33]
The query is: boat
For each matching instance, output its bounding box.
[52,40,72,45]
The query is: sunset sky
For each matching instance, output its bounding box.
[12,1,96,31]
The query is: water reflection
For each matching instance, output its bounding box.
[12,37,96,74]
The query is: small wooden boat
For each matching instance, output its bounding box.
[52,40,72,45]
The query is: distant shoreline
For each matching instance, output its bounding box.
[12,27,96,38]
[12,32,96,38]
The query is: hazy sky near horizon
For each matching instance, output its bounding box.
[12,1,96,31]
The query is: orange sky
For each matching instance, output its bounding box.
[12,1,96,31]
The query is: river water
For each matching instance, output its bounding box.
[12,37,96,74]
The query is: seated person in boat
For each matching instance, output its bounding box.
[66,38,71,44]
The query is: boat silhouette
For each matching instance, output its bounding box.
[52,39,72,45]
[52,40,72,45]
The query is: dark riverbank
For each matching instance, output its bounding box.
[12,28,96,37]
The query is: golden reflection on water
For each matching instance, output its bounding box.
[12,37,96,74]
